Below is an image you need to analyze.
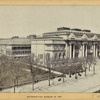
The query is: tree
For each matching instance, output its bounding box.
[0,55,32,92]
[0,54,37,92]
[58,58,69,83]
[28,54,38,90]
[7,57,27,92]
[50,58,69,83]
[0,55,12,90]
[45,54,52,86]
[78,57,87,77]
[86,56,97,74]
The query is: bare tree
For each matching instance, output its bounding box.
[58,58,69,83]
[86,56,97,74]
[0,54,38,92]
[28,54,38,90]
[7,57,27,92]
[50,58,69,83]
[45,54,52,86]
[0,56,12,91]
[45,54,62,86]
[78,57,87,77]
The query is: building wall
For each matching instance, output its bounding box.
[43,28,100,59]
[0,44,31,59]
[31,40,46,65]
[31,39,66,65]
[0,45,7,55]
[11,44,31,59]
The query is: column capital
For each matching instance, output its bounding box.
[82,42,88,45]
[69,42,76,45]
[69,42,72,45]
[93,42,98,45]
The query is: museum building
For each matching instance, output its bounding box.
[0,27,100,64]
[31,27,100,65]
[0,36,31,59]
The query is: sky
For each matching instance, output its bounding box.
[0,6,100,38]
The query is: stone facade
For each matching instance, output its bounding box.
[0,27,100,62]
[31,37,66,65]
[0,37,31,59]
[43,27,100,59]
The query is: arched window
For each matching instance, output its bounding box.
[59,53,61,59]
[63,52,65,58]
[54,52,57,60]
[46,53,50,61]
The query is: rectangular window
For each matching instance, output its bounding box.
[47,45,51,47]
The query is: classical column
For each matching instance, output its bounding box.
[69,43,72,59]
[73,44,75,58]
[95,45,98,57]
[65,43,68,58]
[78,45,82,58]
[82,44,85,57]
[85,44,87,57]
[93,44,96,57]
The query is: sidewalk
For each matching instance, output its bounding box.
[2,60,100,93]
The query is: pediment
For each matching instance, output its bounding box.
[68,33,76,40]
[92,35,98,40]
[81,34,88,40]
